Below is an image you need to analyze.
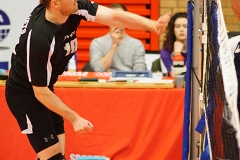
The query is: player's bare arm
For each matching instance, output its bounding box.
[95,5,171,35]
[32,86,93,133]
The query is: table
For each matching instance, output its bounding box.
[0,82,184,160]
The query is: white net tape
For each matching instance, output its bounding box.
[217,0,240,148]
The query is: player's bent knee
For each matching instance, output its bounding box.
[48,153,66,160]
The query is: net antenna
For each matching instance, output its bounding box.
[182,0,203,159]
[200,0,240,159]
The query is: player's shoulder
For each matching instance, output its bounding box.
[30,23,55,52]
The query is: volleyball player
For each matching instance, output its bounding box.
[229,0,240,113]
[5,0,170,159]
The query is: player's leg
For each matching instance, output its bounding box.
[36,134,65,159]
[57,133,66,155]
[5,86,64,159]
[51,111,66,155]
[37,143,62,159]
[24,108,64,159]
[36,112,66,159]
[36,135,65,159]
[35,112,66,160]
[25,108,65,159]
[37,152,66,160]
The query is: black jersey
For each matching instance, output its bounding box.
[228,35,240,113]
[7,0,98,91]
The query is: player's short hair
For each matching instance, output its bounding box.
[109,3,128,11]
[42,0,51,8]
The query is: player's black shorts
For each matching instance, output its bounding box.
[5,83,65,153]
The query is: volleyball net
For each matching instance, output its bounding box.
[183,0,240,159]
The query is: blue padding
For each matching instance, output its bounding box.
[0,61,8,70]
[182,1,194,160]
[196,113,206,134]
[201,145,210,160]
[204,133,208,148]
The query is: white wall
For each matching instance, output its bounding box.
[0,0,39,69]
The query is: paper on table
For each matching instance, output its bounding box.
[108,75,173,83]
[136,78,173,83]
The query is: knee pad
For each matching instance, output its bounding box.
[48,153,65,160]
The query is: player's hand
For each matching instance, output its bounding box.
[110,26,123,46]
[174,41,184,54]
[72,116,94,134]
[155,11,171,35]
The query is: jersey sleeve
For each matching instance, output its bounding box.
[28,29,51,87]
[75,0,98,22]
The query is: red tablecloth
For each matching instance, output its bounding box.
[0,87,184,160]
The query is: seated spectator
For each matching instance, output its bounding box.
[160,12,188,76]
[89,3,147,72]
